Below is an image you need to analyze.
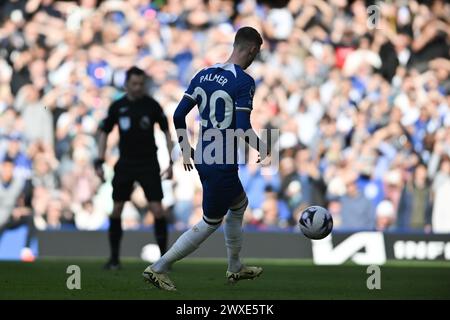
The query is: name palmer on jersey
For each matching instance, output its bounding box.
[199,73,228,86]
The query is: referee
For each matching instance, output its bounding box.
[95,66,174,270]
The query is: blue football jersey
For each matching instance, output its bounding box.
[184,63,256,171]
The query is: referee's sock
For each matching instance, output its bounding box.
[109,217,123,264]
[154,217,168,256]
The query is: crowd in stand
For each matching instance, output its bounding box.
[0,0,449,236]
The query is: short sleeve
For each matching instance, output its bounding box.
[99,102,117,133]
[154,101,169,131]
[183,72,200,103]
[235,76,255,113]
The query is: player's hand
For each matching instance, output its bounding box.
[160,164,173,179]
[181,146,195,171]
[183,159,194,171]
[257,147,271,165]
[256,154,271,166]
[93,158,105,182]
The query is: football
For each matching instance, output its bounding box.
[299,206,333,240]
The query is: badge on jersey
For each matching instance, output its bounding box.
[249,85,255,107]
[119,116,131,131]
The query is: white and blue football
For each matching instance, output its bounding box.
[299,206,333,240]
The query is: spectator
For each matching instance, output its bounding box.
[401,163,432,232]
[239,149,281,213]
[15,85,54,148]
[0,157,26,227]
[73,200,107,231]
[61,147,101,204]
[376,200,396,231]
[0,156,36,260]
[31,150,58,190]
[0,134,32,180]
[339,175,376,230]
[279,155,302,214]
[0,0,448,234]
[45,195,63,230]
[260,186,290,229]
[294,148,327,208]
[432,155,450,233]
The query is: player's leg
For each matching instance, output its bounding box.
[0,214,34,238]
[143,168,227,290]
[138,169,168,256]
[224,191,248,273]
[23,214,36,248]
[19,214,36,262]
[0,216,25,247]
[148,201,168,256]
[0,215,37,261]
[0,217,16,238]
[143,215,222,290]
[106,164,134,269]
[105,201,125,269]
[224,190,262,283]
[152,213,222,272]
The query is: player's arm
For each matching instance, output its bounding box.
[164,130,174,164]
[97,132,108,162]
[173,94,197,171]
[155,101,175,179]
[235,79,270,161]
[235,110,270,161]
[235,110,265,150]
[95,103,117,180]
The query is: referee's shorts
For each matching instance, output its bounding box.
[111,159,163,202]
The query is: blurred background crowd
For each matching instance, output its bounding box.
[0,0,449,236]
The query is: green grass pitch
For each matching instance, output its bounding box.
[0,258,449,300]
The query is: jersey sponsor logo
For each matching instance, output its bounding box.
[119,116,131,131]
[140,116,151,130]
